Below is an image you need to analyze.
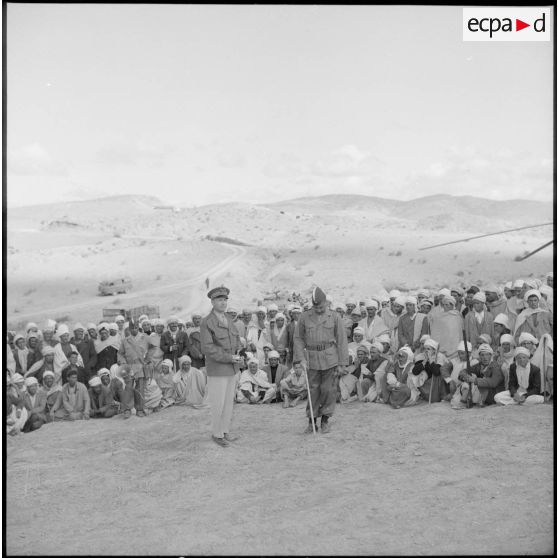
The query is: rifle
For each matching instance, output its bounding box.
[462,329,473,408]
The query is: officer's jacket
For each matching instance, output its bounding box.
[294,308,349,370]
[200,311,242,377]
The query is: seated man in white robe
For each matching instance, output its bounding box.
[236,357,276,404]
[173,355,208,408]
[279,361,308,407]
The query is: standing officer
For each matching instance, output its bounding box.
[200,285,243,447]
[294,286,349,433]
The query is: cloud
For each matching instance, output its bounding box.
[8,143,68,176]
[95,141,168,168]
[410,147,553,201]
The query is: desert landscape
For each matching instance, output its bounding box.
[5,193,554,555]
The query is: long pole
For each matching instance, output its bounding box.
[542,336,547,404]
[304,366,317,434]
[419,223,553,251]
[514,240,554,262]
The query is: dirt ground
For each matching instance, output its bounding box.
[6,399,554,556]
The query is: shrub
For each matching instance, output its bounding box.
[456,270,465,277]
[395,251,402,257]
[23,288,36,297]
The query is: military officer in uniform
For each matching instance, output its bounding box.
[294,286,349,433]
[200,285,243,447]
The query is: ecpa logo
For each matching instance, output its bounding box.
[463,8,551,41]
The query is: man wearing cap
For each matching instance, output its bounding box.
[160,316,190,367]
[185,314,205,369]
[88,376,118,418]
[294,286,349,434]
[86,323,98,342]
[270,312,289,364]
[115,315,128,340]
[358,300,389,343]
[71,323,97,385]
[464,292,495,349]
[53,324,84,378]
[22,377,48,431]
[200,285,243,447]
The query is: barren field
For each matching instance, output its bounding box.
[6,401,554,556]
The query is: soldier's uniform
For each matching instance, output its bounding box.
[200,286,242,445]
[294,287,349,432]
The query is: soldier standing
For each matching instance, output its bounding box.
[294,286,349,433]
[200,285,243,447]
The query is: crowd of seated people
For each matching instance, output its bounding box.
[5,272,554,435]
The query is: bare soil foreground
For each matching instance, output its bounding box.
[6,401,554,555]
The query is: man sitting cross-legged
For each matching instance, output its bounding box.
[236,357,276,404]
[279,361,308,408]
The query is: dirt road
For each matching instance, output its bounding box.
[6,401,553,555]
[7,244,246,324]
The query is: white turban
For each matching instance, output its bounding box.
[438,288,451,297]
[397,346,414,363]
[73,323,85,332]
[493,314,510,329]
[43,319,57,331]
[424,339,439,351]
[138,314,149,323]
[394,296,407,307]
[291,306,302,313]
[335,303,347,313]
[370,341,384,353]
[500,334,514,346]
[115,315,126,322]
[268,303,278,312]
[257,306,267,313]
[406,296,417,306]
[88,376,102,387]
[472,292,486,303]
[518,332,538,345]
[512,279,525,289]
[248,356,259,366]
[524,279,537,289]
[353,327,365,335]
[442,295,456,306]
[25,377,38,387]
[420,334,431,343]
[86,322,97,331]
[108,323,118,331]
[226,306,239,314]
[477,343,494,355]
[484,283,499,293]
[42,371,55,379]
[275,313,286,320]
[505,282,513,289]
[57,324,70,336]
[389,289,401,298]
[514,347,531,358]
[364,299,378,309]
[166,316,179,325]
[98,322,110,332]
[98,368,111,377]
[417,288,430,297]
[546,271,553,279]
[161,359,174,370]
[268,350,280,359]
[524,289,541,301]
[376,334,391,344]
[42,346,55,356]
[25,322,38,332]
[457,341,472,353]
[178,355,192,366]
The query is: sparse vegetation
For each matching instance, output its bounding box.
[23,288,36,297]
[456,270,465,277]
[156,275,162,281]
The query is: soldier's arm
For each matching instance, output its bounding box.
[293,317,306,363]
[335,314,349,366]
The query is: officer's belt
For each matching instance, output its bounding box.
[306,341,336,351]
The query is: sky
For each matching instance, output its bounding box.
[5,4,555,207]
